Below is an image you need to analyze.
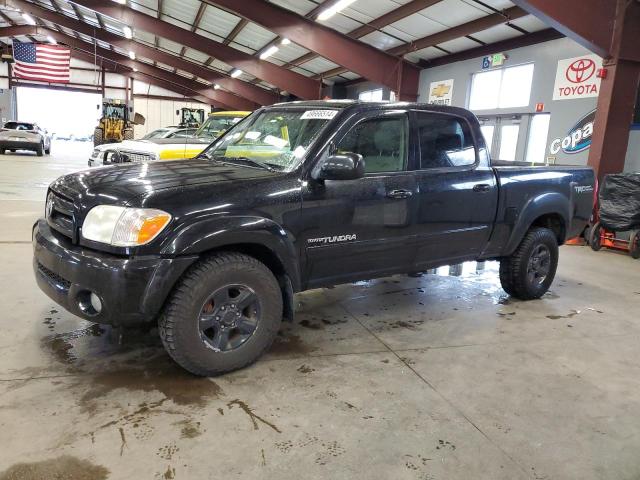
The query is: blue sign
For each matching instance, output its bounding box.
[482,56,491,69]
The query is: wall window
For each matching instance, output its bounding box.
[525,113,551,164]
[337,116,408,173]
[415,113,476,168]
[469,63,534,111]
[359,89,384,102]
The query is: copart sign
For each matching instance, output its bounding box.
[553,54,602,101]
[549,109,596,155]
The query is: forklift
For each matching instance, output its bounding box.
[176,107,206,128]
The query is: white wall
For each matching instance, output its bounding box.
[132,94,208,137]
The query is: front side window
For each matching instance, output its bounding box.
[336,116,408,174]
[416,113,476,169]
[201,109,337,172]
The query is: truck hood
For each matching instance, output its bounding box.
[51,158,282,207]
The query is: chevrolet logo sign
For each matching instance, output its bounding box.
[431,84,451,98]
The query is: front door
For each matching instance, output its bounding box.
[411,110,498,267]
[300,111,417,288]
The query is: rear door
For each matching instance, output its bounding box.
[410,110,498,268]
[301,110,418,287]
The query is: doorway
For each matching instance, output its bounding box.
[478,114,551,164]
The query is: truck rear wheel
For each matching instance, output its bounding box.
[499,227,559,300]
[159,252,283,376]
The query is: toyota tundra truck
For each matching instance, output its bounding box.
[33,101,595,376]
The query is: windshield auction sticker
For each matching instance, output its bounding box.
[301,110,338,120]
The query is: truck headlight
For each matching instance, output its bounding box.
[91,149,100,158]
[82,205,171,246]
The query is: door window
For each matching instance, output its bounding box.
[415,113,476,169]
[336,116,408,174]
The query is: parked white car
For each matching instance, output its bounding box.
[0,121,52,156]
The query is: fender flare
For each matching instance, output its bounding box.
[503,192,571,255]
[160,215,301,290]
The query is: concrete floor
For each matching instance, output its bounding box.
[1,144,640,480]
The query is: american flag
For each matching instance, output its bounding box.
[12,40,71,83]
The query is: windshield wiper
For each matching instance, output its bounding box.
[212,156,276,172]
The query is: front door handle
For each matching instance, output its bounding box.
[387,189,413,199]
[473,183,491,193]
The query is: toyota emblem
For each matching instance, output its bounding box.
[46,194,54,218]
[565,58,596,84]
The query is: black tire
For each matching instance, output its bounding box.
[94,127,104,147]
[589,222,602,251]
[159,252,283,376]
[0,148,5,154]
[9,149,15,153]
[123,128,134,141]
[36,141,44,156]
[630,231,640,259]
[45,143,51,155]
[499,227,559,300]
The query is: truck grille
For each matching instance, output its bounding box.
[114,150,155,164]
[46,190,75,241]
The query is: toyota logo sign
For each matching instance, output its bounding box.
[553,54,602,101]
[565,58,596,84]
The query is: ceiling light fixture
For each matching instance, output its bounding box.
[112,0,126,4]
[213,84,220,90]
[128,50,136,60]
[230,69,242,78]
[123,26,133,39]
[317,0,357,21]
[280,38,291,46]
[259,45,279,60]
[21,12,36,25]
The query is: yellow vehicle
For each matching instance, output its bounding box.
[89,111,251,166]
[93,99,144,147]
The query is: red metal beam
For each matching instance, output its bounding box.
[0,24,37,37]
[316,6,527,79]
[587,0,640,178]
[283,0,444,69]
[69,0,321,99]
[41,28,249,110]
[510,0,614,58]
[0,25,237,108]
[207,0,421,100]
[4,0,278,106]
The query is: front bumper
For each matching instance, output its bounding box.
[32,219,197,326]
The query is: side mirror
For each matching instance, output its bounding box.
[96,104,100,110]
[176,109,180,116]
[314,152,365,181]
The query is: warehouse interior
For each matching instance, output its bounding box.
[1,1,639,479]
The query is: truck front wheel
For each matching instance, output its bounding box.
[159,252,283,376]
[499,227,559,300]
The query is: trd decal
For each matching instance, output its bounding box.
[574,185,594,194]
[307,234,357,245]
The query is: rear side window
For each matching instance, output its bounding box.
[415,113,476,169]
[336,116,408,174]
[4,122,34,131]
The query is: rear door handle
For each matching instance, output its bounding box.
[387,189,413,199]
[473,183,491,193]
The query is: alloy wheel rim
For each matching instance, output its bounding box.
[527,244,551,286]
[198,284,261,352]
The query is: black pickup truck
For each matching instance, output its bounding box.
[33,101,595,375]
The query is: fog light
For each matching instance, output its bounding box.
[90,292,103,313]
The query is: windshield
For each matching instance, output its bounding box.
[200,109,338,172]
[195,115,246,139]
[104,104,126,119]
[142,129,170,139]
